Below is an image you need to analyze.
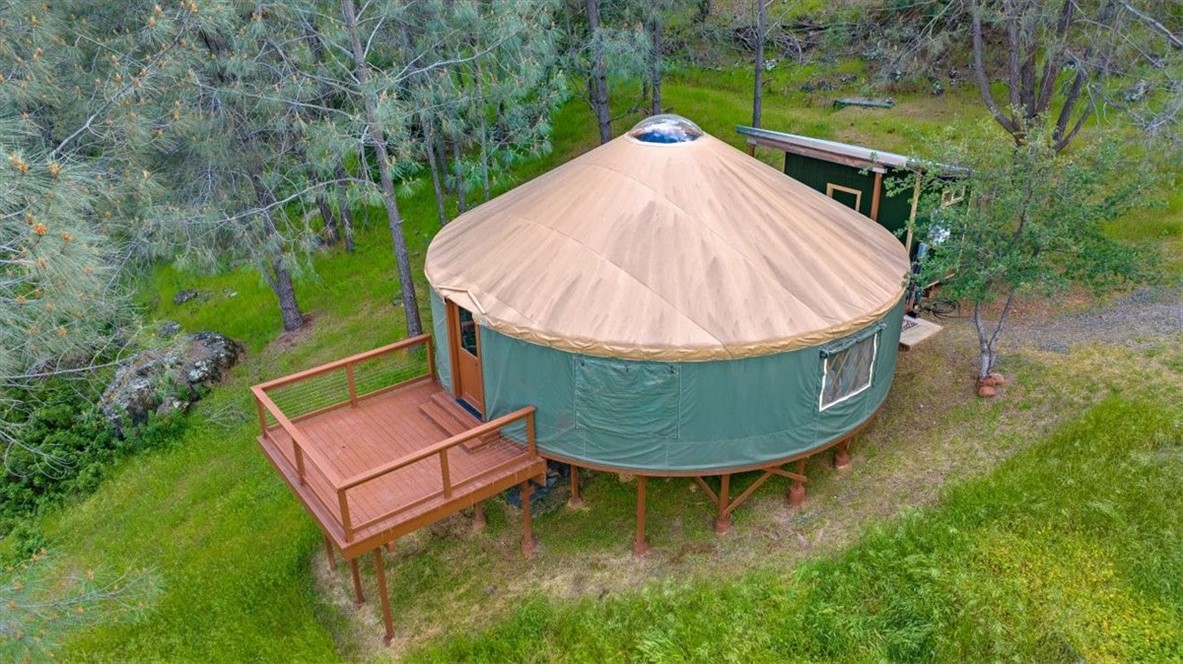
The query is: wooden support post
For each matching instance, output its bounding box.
[346,363,358,407]
[385,540,397,553]
[568,464,584,509]
[834,441,852,471]
[349,558,364,606]
[373,549,394,646]
[633,476,652,557]
[788,459,807,507]
[520,482,537,558]
[473,501,486,533]
[714,474,732,535]
[322,534,336,568]
[870,170,883,221]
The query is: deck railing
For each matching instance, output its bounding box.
[252,335,436,524]
[252,334,538,542]
[335,406,536,539]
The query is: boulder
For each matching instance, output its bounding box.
[101,332,244,435]
[976,384,997,399]
[158,320,182,338]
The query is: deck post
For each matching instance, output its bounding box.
[714,474,732,535]
[349,557,365,606]
[472,501,486,532]
[568,464,584,509]
[346,363,358,407]
[255,396,269,439]
[633,475,651,557]
[520,482,537,557]
[323,534,336,567]
[426,336,436,379]
[834,441,852,471]
[870,170,883,221]
[373,549,395,645]
[788,459,807,507]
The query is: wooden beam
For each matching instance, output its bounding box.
[568,464,584,509]
[373,549,394,645]
[349,558,364,606]
[323,534,336,568]
[870,171,883,221]
[520,482,536,557]
[714,474,732,535]
[633,476,651,557]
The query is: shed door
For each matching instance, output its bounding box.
[446,301,484,416]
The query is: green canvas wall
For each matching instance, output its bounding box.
[431,287,905,473]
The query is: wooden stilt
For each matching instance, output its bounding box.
[788,459,807,507]
[834,441,852,471]
[714,474,732,535]
[349,557,364,606]
[323,534,336,568]
[567,464,584,509]
[385,540,396,553]
[472,501,486,532]
[372,549,394,646]
[633,475,652,557]
[520,482,537,557]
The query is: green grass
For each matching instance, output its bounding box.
[408,398,1183,662]
[5,66,1181,661]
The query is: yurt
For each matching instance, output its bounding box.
[424,116,910,539]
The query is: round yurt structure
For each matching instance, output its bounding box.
[424,116,909,537]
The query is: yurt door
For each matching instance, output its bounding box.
[446,301,485,415]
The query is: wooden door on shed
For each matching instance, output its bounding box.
[446,301,485,416]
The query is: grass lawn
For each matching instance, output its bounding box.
[5,64,1182,661]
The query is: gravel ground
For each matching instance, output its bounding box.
[934,286,1183,353]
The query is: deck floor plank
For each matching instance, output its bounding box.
[257,377,544,558]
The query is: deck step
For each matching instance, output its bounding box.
[418,394,497,451]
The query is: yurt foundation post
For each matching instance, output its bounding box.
[714,474,732,535]
[520,482,537,557]
[568,464,584,508]
[788,459,807,507]
[834,441,852,471]
[633,475,651,557]
[373,548,394,645]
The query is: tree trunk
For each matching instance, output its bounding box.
[425,122,449,226]
[452,140,468,213]
[587,0,612,143]
[268,255,304,333]
[334,162,355,253]
[342,0,423,337]
[317,193,339,245]
[752,0,766,128]
[648,3,662,116]
[480,114,492,202]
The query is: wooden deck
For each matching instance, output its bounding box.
[252,335,545,560]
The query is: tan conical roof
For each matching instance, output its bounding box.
[425,118,910,361]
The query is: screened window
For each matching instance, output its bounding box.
[820,334,877,410]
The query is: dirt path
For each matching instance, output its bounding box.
[1004,286,1183,352]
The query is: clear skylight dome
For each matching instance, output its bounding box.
[628,115,703,144]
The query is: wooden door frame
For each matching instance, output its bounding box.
[444,299,484,413]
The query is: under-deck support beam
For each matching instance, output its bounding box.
[349,558,364,606]
[714,474,732,535]
[323,534,336,568]
[634,475,651,557]
[473,501,486,532]
[568,464,584,508]
[373,548,394,645]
